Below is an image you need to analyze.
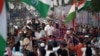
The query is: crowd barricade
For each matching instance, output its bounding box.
[39,37,65,41]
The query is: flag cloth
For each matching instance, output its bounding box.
[78,0,86,12]
[0,0,7,56]
[65,0,76,23]
[5,0,9,11]
[78,0,91,12]
[83,0,91,9]
[21,0,51,18]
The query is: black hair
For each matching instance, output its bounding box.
[32,18,35,20]
[48,19,52,22]
[85,44,92,56]
[36,26,41,31]
[25,36,30,39]
[79,38,84,43]
[61,42,67,47]
[57,49,62,55]
[49,52,56,56]
[47,44,53,50]
[53,41,58,47]
[70,28,74,31]
[61,49,68,56]
[39,47,46,56]
[55,23,59,29]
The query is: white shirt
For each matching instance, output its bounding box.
[53,46,60,52]
[44,25,54,36]
[12,52,23,56]
[53,46,60,56]
[81,48,86,56]
[35,31,42,39]
[81,47,96,56]
[45,50,53,56]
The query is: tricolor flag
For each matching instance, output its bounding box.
[78,0,86,12]
[0,0,7,56]
[83,0,91,9]
[21,0,51,18]
[78,0,91,12]
[65,0,76,23]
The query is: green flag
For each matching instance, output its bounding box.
[21,0,51,18]
[83,0,91,9]
[5,0,9,11]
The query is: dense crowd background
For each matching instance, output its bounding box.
[5,17,100,56]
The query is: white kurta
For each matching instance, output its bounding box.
[44,25,54,36]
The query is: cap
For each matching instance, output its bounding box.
[40,43,45,47]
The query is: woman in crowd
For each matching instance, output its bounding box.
[53,23,60,38]
[22,36,35,56]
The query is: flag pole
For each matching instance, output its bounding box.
[72,0,77,30]
[72,17,76,30]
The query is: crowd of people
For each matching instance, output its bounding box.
[5,17,100,56]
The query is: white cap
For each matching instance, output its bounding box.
[84,35,89,38]
[40,43,45,47]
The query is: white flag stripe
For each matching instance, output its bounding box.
[0,2,7,41]
[40,0,51,5]
[68,4,75,15]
